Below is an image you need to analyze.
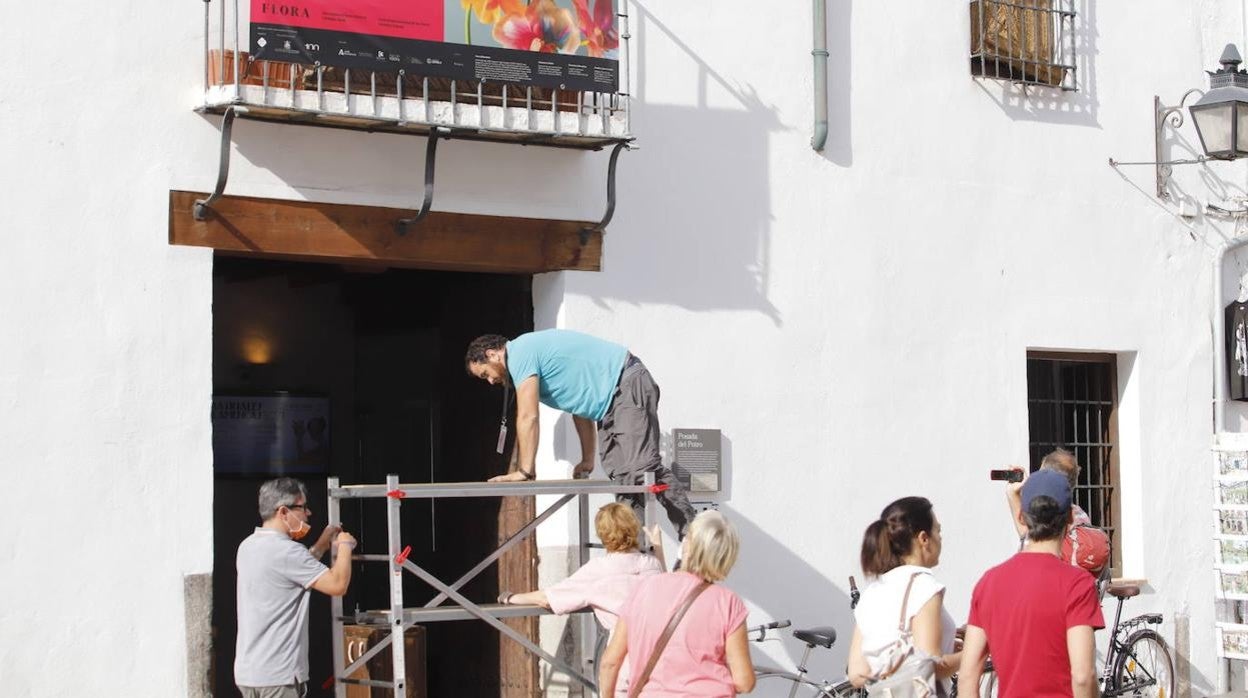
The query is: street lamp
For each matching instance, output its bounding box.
[1190,44,1248,161]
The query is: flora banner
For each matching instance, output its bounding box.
[250,0,619,92]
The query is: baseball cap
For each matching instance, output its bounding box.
[1021,469,1072,511]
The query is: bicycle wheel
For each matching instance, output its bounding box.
[1109,628,1174,698]
[824,678,868,697]
[753,669,863,697]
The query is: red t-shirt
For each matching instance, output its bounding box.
[967,552,1105,697]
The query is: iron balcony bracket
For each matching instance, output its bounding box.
[395,127,450,235]
[581,141,629,245]
[193,106,245,221]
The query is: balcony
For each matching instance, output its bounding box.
[199,0,633,150]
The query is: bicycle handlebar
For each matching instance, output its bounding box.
[746,619,792,642]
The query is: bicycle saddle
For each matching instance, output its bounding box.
[1106,582,1140,599]
[794,627,837,648]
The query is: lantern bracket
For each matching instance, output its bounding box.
[1153,90,1207,200]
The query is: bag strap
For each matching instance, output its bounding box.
[869,572,927,683]
[896,572,922,633]
[628,580,711,698]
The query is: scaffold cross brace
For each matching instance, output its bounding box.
[387,489,406,499]
[395,545,412,565]
[649,483,669,494]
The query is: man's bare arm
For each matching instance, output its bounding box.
[571,415,596,478]
[956,626,989,698]
[489,376,540,482]
[310,532,356,597]
[1067,625,1097,698]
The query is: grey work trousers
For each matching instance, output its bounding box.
[597,356,698,538]
[239,683,306,698]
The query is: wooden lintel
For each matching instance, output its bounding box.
[169,190,601,273]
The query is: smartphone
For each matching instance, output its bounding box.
[989,468,1024,483]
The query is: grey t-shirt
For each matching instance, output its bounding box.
[235,528,328,687]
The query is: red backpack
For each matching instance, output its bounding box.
[1061,525,1110,576]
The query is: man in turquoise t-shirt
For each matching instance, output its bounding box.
[466,329,697,536]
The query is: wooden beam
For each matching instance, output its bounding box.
[169,190,601,273]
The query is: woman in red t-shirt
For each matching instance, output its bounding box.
[597,510,756,697]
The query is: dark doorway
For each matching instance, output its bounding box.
[211,256,533,697]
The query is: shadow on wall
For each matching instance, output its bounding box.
[820,0,853,167]
[972,0,1100,127]
[719,504,856,681]
[568,3,787,324]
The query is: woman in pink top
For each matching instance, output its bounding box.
[598,510,756,697]
[501,503,664,696]
[501,503,665,631]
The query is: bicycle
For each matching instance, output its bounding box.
[973,579,1174,697]
[750,620,866,697]
[749,577,867,697]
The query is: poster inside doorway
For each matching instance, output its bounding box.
[212,395,331,476]
[250,0,619,92]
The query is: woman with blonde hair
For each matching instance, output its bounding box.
[598,510,755,697]
[501,502,664,695]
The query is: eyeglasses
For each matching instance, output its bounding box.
[286,504,308,511]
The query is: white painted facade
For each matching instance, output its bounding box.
[4,0,1248,696]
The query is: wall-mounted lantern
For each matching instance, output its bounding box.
[1113,44,1248,199]
[1190,45,1248,161]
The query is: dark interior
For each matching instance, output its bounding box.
[210,256,533,697]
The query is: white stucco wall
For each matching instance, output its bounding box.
[4,0,1248,695]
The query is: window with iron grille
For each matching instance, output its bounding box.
[1026,352,1119,568]
[970,0,1077,91]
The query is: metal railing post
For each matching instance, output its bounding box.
[386,474,407,695]
[327,477,347,698]
[643,471,656,531]
[577,491,593,684]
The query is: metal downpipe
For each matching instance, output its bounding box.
[811,0,828,151]
[1213,234,1248,434]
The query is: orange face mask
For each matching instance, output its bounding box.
[285,511,311,541]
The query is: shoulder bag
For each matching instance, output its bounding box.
[864,572,943,698]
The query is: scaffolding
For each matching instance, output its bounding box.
[326,474,659,696]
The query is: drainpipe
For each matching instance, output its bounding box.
[811,0,828,151]
[1213,233,1248,434]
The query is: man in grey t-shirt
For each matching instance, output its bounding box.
[235,478,356,698]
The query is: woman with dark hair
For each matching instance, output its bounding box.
[847,496,960,696]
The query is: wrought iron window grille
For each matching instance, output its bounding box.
[970,0,1078,92]
[1026,353,1119,567]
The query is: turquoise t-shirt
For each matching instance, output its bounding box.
[506,330,629,421]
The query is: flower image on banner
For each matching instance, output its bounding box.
[458,0,618,59]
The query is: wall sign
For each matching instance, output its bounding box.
[250,0,619,92]
[672,428,721,495]
[212,394,331,476]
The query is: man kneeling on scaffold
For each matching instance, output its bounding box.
[465,329,698,538]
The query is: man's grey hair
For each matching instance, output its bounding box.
[258,478,308,521]
[1040,447,1080,490]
